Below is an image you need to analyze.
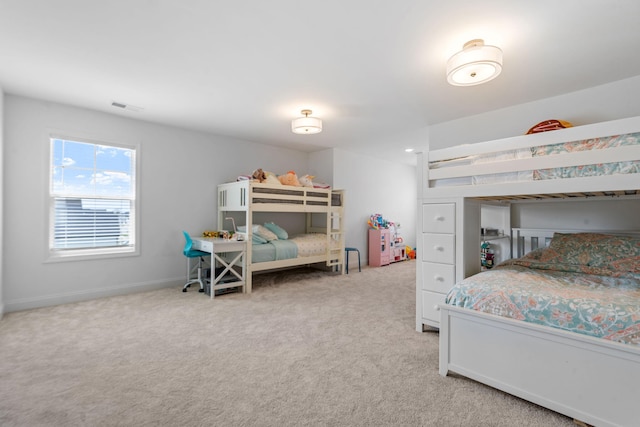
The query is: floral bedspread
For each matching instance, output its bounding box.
[445,232,640,347]
[533,132,640,180]
[445,266,640,347]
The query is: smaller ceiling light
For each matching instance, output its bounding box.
[292,109,322,134]
[446,39,503,86]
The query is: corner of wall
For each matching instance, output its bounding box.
[307,149,334,186]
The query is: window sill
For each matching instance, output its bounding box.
[46,247,139,263]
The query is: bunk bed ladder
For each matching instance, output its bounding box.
[326,190,345,272]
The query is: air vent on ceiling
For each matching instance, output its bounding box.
[111,101,143,112]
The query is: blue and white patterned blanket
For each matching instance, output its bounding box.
[445,232,640,347]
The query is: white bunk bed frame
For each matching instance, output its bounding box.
[217,181,345,293]
[419,116,640,427]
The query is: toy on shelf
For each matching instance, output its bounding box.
[481,241,495,269]
[202,230,235,240]
[368,213,390,229]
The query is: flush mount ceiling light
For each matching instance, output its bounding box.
[446,39,503,86]
[291,109,322,134]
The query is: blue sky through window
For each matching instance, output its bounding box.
[51,138,134,198]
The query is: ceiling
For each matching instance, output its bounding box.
[1,1,640,165]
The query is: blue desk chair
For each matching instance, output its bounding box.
[182,231,210,293]
[345,247,361,274]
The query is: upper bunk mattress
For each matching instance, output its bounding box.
[429,131,640,187]
[532,132,640,179]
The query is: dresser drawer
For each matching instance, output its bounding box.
[421,291,446,324]
[422,233,455,264]
[422,262,455,293]
[422,203,455,234]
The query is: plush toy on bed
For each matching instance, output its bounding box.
[252,168,267,183]
[278,170,301,186]
[264,171,281,185]
[526,119,573,134]
[298,174,314,188]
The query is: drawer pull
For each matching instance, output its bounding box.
[434,245,444,252]
[434,275,444,282]
[434,215,445,222]
[434,305,440,311]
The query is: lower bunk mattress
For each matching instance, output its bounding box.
[445,232,640,347]
[251,233,331,263]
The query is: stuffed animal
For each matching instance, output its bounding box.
[298,174,314,188]
[264,171,281,185]
[252,168,267,183]
[278,170,301,186]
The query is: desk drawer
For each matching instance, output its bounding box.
[422,203,455,234]
[422,262,455,293]
[193,239,213,252]
[422,233,455,264]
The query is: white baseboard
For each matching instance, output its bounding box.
[4,277,184,313]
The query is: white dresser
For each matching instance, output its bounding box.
[417,198,480,330]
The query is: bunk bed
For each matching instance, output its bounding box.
[217,181,345,293]
[417,115,640,427]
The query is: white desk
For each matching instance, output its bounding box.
[191,237,247,299]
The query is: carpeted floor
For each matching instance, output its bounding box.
[0,261,574,426]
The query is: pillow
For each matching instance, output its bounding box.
[548,232,640,270]
[252,233,268,245]
[263,222,288,240]
[238,224,278,241]
[255,224,278,241]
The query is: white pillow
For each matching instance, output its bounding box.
[255,225,278,241]
[264,222,288,240]
[238,224,279,241]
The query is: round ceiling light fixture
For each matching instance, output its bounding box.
[446,39,503,86]
[291,109,322,134]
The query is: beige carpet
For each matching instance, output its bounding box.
[0,261,573,426]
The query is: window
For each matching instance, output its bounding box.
[49,137,138,259]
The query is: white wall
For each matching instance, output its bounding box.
[332,148,416,266]
[428,75,640,149]
[3,95,309,312]
[307,149,334,186]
